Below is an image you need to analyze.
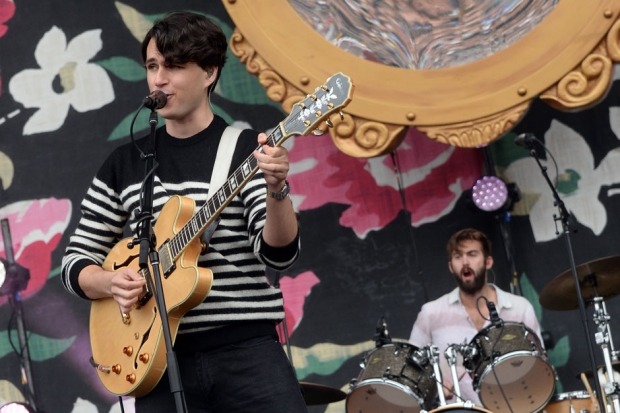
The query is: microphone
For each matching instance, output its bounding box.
[143,90,167,110]
[514,133,535,149]
[373,315,392,347]
[487,301,502,327]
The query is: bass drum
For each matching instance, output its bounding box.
[427,403,494,413]
[346,342,437,413]
[541,391,596,413]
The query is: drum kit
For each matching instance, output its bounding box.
[330,255,620,413]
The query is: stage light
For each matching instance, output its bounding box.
[470,176,520,213]
[0,257,30,296]
[472,176,508,212]
[0,402,36,413]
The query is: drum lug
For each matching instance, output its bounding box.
[409,350,429,368]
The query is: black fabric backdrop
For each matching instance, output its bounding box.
[0,1,619,412]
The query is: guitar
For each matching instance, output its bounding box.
[89,73,354,397]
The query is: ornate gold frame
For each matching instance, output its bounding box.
[223,0,620,156]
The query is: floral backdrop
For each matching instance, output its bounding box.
[0,1,619,412]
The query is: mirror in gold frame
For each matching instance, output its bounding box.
[223,0,620,156]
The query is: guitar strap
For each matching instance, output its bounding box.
[207,126,242,199]
[201,126,242,245]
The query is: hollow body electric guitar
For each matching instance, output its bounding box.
[89,73,354,397]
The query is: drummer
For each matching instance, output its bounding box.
[409,228,542,407]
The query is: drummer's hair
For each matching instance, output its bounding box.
[446,228,492,260]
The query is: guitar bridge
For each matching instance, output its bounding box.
[135,267,153,308]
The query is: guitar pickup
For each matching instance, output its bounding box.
[158,240,176,278]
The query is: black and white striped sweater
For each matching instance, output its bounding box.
[61,116,299,338]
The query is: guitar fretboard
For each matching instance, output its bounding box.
[164,125,284,260]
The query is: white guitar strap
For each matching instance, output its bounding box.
[207,126,243,199]
[201,126,243,246]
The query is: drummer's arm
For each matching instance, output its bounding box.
[524,303,544,348]
[409,307,432,347]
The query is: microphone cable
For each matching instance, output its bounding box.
[476,296,514,413]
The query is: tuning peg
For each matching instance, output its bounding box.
[339,111,345,120]
[325,119,334,128]
[312,128,325,136]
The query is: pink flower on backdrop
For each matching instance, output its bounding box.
[0,198,72,305]
[276,271,320,341]
[288,127,483,237]
[0,0,15,95]
[0,0,14,38]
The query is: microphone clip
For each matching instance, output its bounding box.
[514,133,536,150]
[487,301,502,327]
[374,315,392,347]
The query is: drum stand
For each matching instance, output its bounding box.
[592,296,620,412]
[445,345,462,402]
[427,345,447,406]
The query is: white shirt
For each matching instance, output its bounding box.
[409,284,542,407]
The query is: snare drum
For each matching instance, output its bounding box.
[346,342,437,413]
[463,322,556,413]
[427,403,494,413]
[541,391,596,413]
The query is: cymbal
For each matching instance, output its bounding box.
[578,360,620,379]
[300,381,346,405]
[539,256,620,311]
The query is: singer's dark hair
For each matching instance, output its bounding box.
[141,11,228,93]
[446,228,492,261]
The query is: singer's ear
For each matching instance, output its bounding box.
[206,67,215,78]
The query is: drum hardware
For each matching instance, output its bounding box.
[591,296,620,413]
[445,344,463,402]
[427,344,447,406]
[540,256,620,412]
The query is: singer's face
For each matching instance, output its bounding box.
[144,39,212,123]
[448,240,492,295]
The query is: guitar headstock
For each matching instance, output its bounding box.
[280,73,354,139]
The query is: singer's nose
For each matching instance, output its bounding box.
[152,67,169,88]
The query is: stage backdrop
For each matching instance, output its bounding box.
[0,1,619,412]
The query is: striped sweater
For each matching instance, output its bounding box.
[61,116,299,338]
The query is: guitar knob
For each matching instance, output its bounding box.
[111,364,121,374]
[126,374,136,384]
[325,119,334,128]
[339,111,344,120]
[139,353,150,363]
[312,128,325,136]
[121,312,131,325]
[123,346,133,356]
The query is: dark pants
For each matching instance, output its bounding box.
[135,335,308,413]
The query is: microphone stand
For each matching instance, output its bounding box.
[1,219,38,412]
[136,109,187,413]
[525,144,606,409]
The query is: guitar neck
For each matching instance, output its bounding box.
[164,123,286,260]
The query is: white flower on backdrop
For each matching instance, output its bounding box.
[504,119,620,242]
[69,397,135,413]
[9,26,114,135]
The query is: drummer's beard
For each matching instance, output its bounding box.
[454,265,486,295]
